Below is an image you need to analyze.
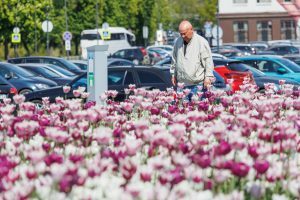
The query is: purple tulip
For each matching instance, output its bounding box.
[215,141,232,156]
[253,160,269,174]
[248,145,259,159]
[192,154,211,168]
[231,162,250,178]
[44,153,63,166]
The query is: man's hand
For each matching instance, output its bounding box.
[171,75,176,86]
[203,77,212,88]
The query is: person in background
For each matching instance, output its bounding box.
[170,20,215,99]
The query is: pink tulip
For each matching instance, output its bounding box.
[13,94,25,104]
[63,86,71,93]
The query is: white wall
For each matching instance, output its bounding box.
[219,0,286,14]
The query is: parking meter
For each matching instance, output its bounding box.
[87,45,108,104]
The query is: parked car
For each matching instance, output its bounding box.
[17,64,73,85]
[45,64,77,78]
[250,42,269,51]
[109,47,147,65]
[213,58,255,91]
[71,59,134,71]
[212,46,250,58]
[266,45,299,55]
[0,75,17,101]
[154,53,227,68]
[8,56,85,75]
[226,61,300,92]
[25,66,173,103]
[147,45,173,54]
[69,60,88,70]
[283,54,300,66]
[234,55,300,83]
[0,62,57,94]
[224,43,256,55]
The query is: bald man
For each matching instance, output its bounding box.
[170,20,214,92]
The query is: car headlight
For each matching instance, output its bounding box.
[35,83,49,89]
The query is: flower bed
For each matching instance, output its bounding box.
[0,83,299,200]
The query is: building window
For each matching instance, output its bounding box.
[257,0,271,3]
[257,21,272,41]
[233,0,247,3]
[233,21,248,43]
[281,20,296,40]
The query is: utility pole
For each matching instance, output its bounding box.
[34,2,37,54]
[64,0,69,58]
[217,0,220,53]
[96,1,100,45]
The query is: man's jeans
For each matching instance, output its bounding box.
[178,83,207,101]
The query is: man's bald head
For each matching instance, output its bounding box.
[179,20,193,32]
[178,20,194,43]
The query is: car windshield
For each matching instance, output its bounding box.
[156,57,171,66]
[71,75,87,89]
[33,67,61,78]
[149,48,168,54]
[278,58,300,72]
[47,64,77,77]
[236,46,251,51]
[58,59,82,71]
[226,62,264,77]
[9,65,35,77]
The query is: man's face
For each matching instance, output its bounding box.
[179,27,193,43]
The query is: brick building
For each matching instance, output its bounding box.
[219,0,300,43]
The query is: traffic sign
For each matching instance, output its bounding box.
[65,40,71,51]
[42,20,53,32]
[212,25,223,39]
[13,27,20,34]
[11,34,21,43]
[63,31,72,41]
[100,30,111,40]
[143,26,149,39]
[102,22,109,30]
[204,21,212,38]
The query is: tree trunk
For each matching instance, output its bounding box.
[74,37,79,56]
[4,39,9,60]
[23,41,31,56]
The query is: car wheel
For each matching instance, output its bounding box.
[19,89,33,95]
[31,99,44,110]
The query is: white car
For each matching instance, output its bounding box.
[147,45,173,54]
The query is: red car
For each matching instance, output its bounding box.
[213,58,255,92]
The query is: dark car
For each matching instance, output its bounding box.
[109,47,147,65]
[71,58,134,70]
[24,66,173,103]
[0,75,17,101]
[212,46,249,58]
[17,64,73,86]
[225,44,256,55]
[7,56,85,75]
[0,62,57,95]
[267,45,299,55]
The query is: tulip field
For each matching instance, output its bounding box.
[0,81,299,200]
